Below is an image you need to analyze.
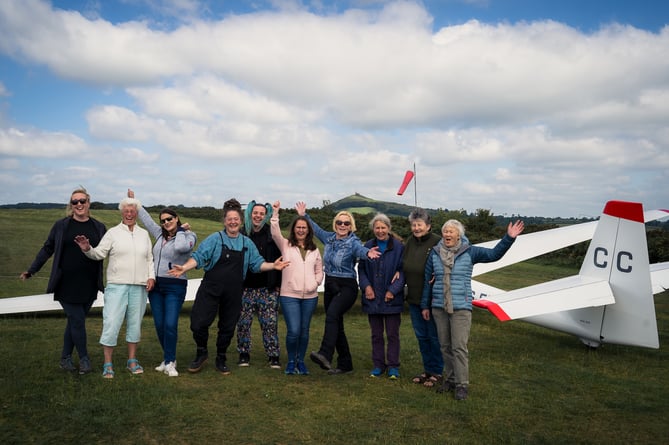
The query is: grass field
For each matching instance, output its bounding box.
[1,209,667,444]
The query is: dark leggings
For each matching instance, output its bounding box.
[60,301,94,359]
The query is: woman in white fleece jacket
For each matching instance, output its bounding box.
[75,197,155,379]
[270,201,323,376]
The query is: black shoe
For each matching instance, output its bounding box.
[188,348,208,373]
[327,368,353,376]
[78,356,93,375]
[216,355,231,375]
[309,351,331,370]
[436,380,455,394]
[269,356,281,369]
[60,356,76,372]
[454,385,468,401]
[238,353,250,367]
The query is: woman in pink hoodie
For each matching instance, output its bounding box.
[270,201,323,375]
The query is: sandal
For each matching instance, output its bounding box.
[102,362,115,379]
[126,358,144,375]
[412,372,429,384]
[423,374,442,388]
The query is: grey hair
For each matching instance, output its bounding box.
[369,212,391,230]
[408,208,431,225]
[442,219,465,237]
[118,197,141,211]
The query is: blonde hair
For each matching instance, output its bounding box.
[66,187,91,217]
[332,211,357,232]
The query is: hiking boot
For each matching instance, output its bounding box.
[188,348,208,373]
[437,380,456,394]
[269,356,281,369]
[454,385,468,401]
[60,356,76,372]
[285,361,296,375]
[296,361,309,375]
[238,352,250,367]
[164,361,179,377]
[215,355,231,375]
[78,356,92,375]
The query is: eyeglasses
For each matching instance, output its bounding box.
[70,199,88,205]
[160,217,175,224]
[335,220,351,227]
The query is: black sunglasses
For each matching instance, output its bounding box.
[160,216,175,224]
[70,199,88,205]
[335,220,351,226]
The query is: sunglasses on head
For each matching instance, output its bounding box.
[70,198,88,205]
[335,220,351,226]
[160,216,175,224]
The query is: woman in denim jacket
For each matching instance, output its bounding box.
[296,201,380,375]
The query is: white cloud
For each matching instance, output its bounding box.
[0,1,667,217]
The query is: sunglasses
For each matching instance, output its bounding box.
[160,216,175,224]
[335,220,351,227]
[70,198,88,205]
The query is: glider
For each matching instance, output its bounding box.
[472,201,669,349]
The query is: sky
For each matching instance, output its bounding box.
[0,0,668,218]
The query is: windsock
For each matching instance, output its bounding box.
[397,170,415,195]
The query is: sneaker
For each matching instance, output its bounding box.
[327,368,352,376]
[285,361,296,375]
[188,348,208,373]
[164,361,179,377]
[296,361,309,375]
[369,367,384,378]
[78,357,93,375]
[60,356,76,372]
[238,353,250,367]
[215,355,231,375]
[155,361,166,372]
[269,356,281,369]
[387,367,400,380]
[454,385,468,401]
[309,351,332,370]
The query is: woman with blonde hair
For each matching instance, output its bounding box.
[20,187,106,374]
[296,202,380,375]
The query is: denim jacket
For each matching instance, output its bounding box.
[305,214,370,279]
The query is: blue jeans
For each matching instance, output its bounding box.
[149,279,187,363]
[280,296,318,363]
[409,304,443,376]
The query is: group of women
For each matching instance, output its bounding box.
[22,188,524,400]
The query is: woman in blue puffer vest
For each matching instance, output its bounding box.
[421,218,524,400]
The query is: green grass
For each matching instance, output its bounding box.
[1,209,668,444]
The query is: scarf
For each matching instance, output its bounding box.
[438,239,461,314]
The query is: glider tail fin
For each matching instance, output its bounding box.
[582,201,658,348]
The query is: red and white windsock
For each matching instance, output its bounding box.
[397,170,415,195]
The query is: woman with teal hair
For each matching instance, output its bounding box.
[236,200,283,368]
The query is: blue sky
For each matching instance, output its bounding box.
[1,0,668,217]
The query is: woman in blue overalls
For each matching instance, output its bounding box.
[168,199,289,375]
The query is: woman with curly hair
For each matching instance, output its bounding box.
[169,198,289,375]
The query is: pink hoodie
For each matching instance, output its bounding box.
[271,217,323,299]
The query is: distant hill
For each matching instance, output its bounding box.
[323,193,430,217]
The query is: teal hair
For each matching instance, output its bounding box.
[244,200,273,232]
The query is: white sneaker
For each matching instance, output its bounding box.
[164,361,179,377]
[155,361,166,372]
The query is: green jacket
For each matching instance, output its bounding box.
[402,232,441,305]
